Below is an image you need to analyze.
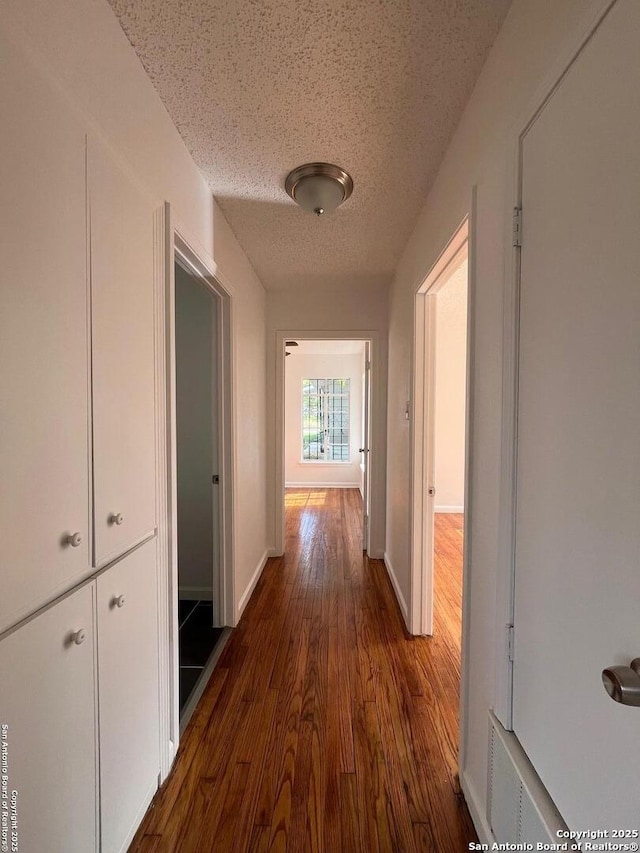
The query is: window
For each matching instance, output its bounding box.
[302,378,350,462]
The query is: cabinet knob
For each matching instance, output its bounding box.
[109,512,125,526]
[112,594,126,609]
[65,532,82,548]
[71,628,86,646]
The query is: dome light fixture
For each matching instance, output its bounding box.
[285,162,353,217]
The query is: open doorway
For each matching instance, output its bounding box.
[430,256,468,652]
[411,219,469,640]
[282,339,371,548]
[174,260,227,721]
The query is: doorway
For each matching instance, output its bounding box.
[174,259,227,722]
[280,337,372,553]
[431,255,468,655]
[411,219,470,638]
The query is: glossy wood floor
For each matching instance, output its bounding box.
[129,490,474,852]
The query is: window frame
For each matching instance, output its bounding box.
[301,377,351,464]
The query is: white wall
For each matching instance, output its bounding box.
[285,352,363,487]
[267,289,388,557]
[0,0,270,619]
[175,264,215,599]
[434,259,468,513]
[384,0,609,833]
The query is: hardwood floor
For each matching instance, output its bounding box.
[129,490,475,852]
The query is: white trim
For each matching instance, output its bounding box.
[236,548,270,618]
[153,202,175,781]
[285,481,361,489]
[177,586,214,601]
[459,186,478,789]
[275,330,381,558]
[408,196,477,788]
[434,505,464,514]
[460,769,494,847]
[410,215,470,638]
[383,552,409,629]
[493,0,617,732]
[154,204,236,781]
[172,229,236,628]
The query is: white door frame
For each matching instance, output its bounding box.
[274,330,380,558]
[409,200,476,780]
[362,341,371,550]
[410,215,470,637]
[154,203,235,778]
[173,255,223,621]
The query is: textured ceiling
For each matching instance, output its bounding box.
[108,0,512,292]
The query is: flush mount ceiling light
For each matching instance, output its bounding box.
[285,163,353,217]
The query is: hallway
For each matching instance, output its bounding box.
[129,489,475,852]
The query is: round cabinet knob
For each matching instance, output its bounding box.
[113,594,126,609]
[71,628,86,646]
[109,512,125,526]
[65,532,82,548]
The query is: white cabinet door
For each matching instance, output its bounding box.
[0,30,90,632]
[97,537,160,853]
[513,0,640,831]
[0,583,98,852]
[89,140,157,567]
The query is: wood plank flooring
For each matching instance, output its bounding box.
[129,490,475,852]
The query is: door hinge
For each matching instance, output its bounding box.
[512,207,522,248]
[212,474,220,484]
[365,360,371,371]
[507,624,515,663]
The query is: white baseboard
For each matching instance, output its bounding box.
[178,585,214,601]
[460,768,494,846]
[285,481,361,489]
[236,548,270,619]
[435,506,464,514]
[383,552,409,630]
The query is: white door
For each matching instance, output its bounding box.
[89,139,157,567]
[513,0,640,830]
[0,31,90,632]
[0,583,98,852]
[97,537,159,853]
